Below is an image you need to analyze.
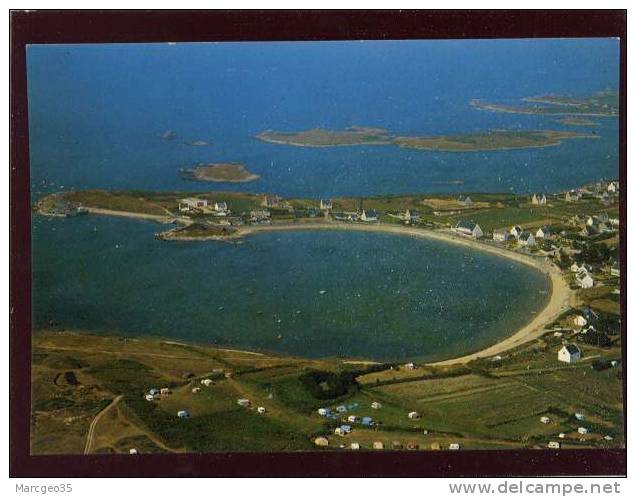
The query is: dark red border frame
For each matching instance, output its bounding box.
[10,10,627,478]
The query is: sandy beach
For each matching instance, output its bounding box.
[240,221,573,366]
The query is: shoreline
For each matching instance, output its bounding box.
[237,221,571,365]
[35,210,573,366]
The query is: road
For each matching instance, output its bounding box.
[84,394,124,454]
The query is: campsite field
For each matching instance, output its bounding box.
[31,327,623,454]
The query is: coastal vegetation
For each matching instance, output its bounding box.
[393,130,593,152]
[31,328,623,454]
[257,126,393,147]
[256,127,595,152]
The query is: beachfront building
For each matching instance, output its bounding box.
[360,209,379,222]
[320,199,333,210]
[518,231,536,247]
[576,269,594,289]
[179,197,208,212]
[214,201,228,213]
[492,228,510,242]
[510,225,523,239]
[558,344,581,364]
[454,221,483,239]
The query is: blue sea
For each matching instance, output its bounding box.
[27,39,619,361]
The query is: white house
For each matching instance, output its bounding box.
[454,221,483,239]
[607,181,618,193]
[573,315,588,327]
[320,199,333,210]
[214,201,228,213]
[576,269,594,289]
[493,228,510,242]
[458,195,473,207]
[510,226,523,239]
[540,416,551,424]
[518,231,536,247]
[535,226,554,239]
[360,209,378,222]
[145,394,155,402]
[179,197,208,212]
[531,194,547,205]
[558,344,581,364]
[347,415,359,423]
[407,411,421,420]
[191,387,201,394]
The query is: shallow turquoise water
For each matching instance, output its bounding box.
[32,215,550,362]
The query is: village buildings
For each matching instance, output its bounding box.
[454,220,484,239]
[178,197,208,212]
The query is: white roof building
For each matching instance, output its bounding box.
[558,344,581,364]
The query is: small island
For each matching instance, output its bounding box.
[184,139,212,147]
[257,126,393,147]
[557,117,599,126]
[179,163,260,183]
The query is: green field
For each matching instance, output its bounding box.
[32,328,623,454]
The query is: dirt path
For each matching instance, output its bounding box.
[84,394,124,454]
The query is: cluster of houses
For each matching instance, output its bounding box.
[144,387,171,402]
[531,194,548,206]
[563,180,618,206]
[333,209,379,223]
[387,209,421,225]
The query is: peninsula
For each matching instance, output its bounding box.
[470,90,618,117]
[179,163,260,183]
